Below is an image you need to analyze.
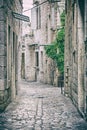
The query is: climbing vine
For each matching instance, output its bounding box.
[45,10,65,74]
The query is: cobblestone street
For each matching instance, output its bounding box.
[0,81,87,130]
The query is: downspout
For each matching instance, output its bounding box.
[84,0,87,118]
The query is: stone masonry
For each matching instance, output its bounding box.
[64,0,87,119]
[0,0,23,111]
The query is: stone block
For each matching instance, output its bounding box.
[0,79,6,90]
[0,8,4,21]
[0,91,4,104]
[0,31,5,44]
[4,89,9,102]
[0,44,6,56]
[0,56,7,66]
[0,66,7,79]
[0,21,5,32]
[0,89,10,111]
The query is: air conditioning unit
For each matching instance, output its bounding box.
[48,0,61,3]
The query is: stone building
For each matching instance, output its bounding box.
[21,22,35,81]
[24,0,65,85]
[64,0,87,119]
[0,0,23,111]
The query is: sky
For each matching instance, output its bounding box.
[23,0,33,18]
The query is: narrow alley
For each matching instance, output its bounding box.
[0,81,87,130]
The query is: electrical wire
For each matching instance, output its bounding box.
[23,0,48,12]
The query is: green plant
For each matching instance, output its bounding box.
[45,10,65,74]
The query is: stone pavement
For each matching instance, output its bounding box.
[0,81,87,130]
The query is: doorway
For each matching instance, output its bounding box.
[35,51,39,81]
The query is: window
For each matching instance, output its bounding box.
[36,6,41,29]
[41,51,43,69]
[36,52,39,66]
[13,32,15,63]
[51,7,56,29]
[31,6,41,29]
[21,53,25,79]
[38,7,41,29]
[7,25,11,82]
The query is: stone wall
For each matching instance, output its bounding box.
[0,0,23,111]
[64,0,87,119]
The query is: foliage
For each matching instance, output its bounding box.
[45,10,65,74]
[60,10,65,27]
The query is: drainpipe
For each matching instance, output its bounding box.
[84,0,87,118]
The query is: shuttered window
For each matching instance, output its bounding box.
[51,7,55,27]
[31,6,41,30]
[31,7,37,29]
